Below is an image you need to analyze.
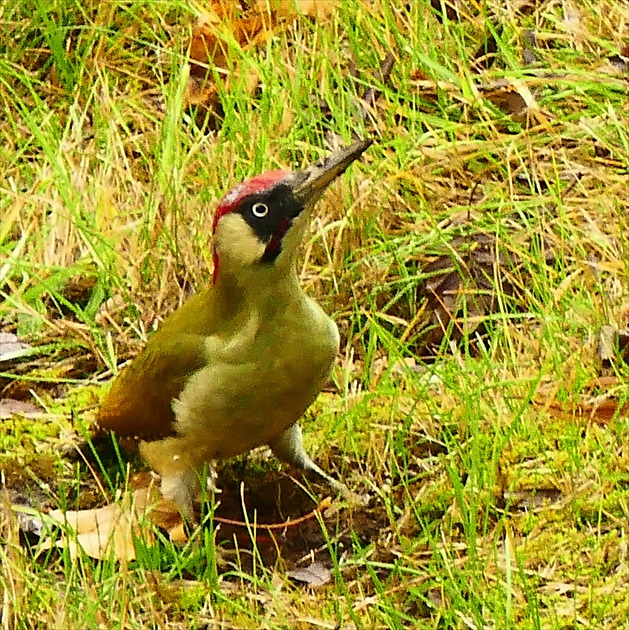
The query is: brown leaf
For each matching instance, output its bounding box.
[0,399,41,419]
[189,5,268,78]
[186,2,269,112]
[504,488,564,510]
[420,234,518,346]
[39,482,186,561]
[534,394,629,426]
[45,502,144,562]
[186,1,338,111]
[272,0,338,19]
[582,398,629,425]
[287,561,332,588]
[190,0,323,78]
[0,332,31,362]
[598,325,617,363]
[607,46,629,73]
[484,88,528,117]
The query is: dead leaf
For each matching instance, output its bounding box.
[599,326,629,365]
[599,325,617,363]
[484,88,528,118]
[45,501,145,562]
[504,488,564,510]
[38,482,186,562]
[429,0,462,22]
[186,2,269,113]
[582,398,629,425]
[607,45,629,74]
[287,561,332,588]
[189,4,268,79]
[0,332,32,362]
[186,1,338,112]
[534,393,629,426]
[480,79,537,123]
[266,0,338,19]
[0,399,41,419]
[292,0,338,19]
[419,233,522,347]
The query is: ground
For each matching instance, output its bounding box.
[1,0,629,627]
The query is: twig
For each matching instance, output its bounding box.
[213,497,333,530]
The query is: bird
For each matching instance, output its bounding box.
[97,139,371,519]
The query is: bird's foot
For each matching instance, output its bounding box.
[270,423,366,506]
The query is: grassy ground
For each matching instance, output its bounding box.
[1,0,629,627]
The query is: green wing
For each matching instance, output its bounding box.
[98,291,217,438]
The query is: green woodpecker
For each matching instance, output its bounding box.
[98,139,371,518]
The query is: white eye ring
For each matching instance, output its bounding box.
[251,202,269,218]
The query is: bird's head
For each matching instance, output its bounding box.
[211,139,371,283]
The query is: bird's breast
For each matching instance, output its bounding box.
[171,297,339,458]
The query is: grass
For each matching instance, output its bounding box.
[1,0,629,627]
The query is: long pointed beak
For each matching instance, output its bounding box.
[291,139,372,205]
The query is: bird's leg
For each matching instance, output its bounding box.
[159,468,198,521]
[269,423,351,498]
[161,462,218,524]
[140,438,201,521]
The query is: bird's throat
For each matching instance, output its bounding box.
[212,262,305,321]
[261,217,291,263]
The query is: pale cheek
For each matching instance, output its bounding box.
[215,215,266,267]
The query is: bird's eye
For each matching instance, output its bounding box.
[251,202,269,218]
